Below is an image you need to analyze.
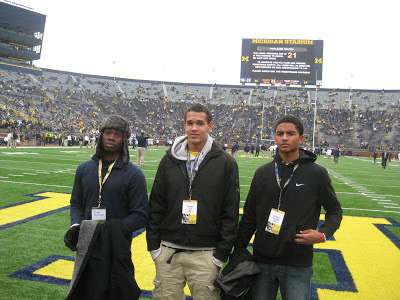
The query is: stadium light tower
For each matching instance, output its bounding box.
[312,71,318,151]
[261,103,264,142]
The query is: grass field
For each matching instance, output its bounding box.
[0,146,399,299]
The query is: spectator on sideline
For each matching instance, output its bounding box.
[333,148,340,164]
[64,115,148,299]
[136,131,150,166]
[84,134,89,147]
[146,104,240,300]
[6,131,12,148]
[373,151,378,165]
[234,115,342,300]
[261,143,266,158]
[244,143,250,158]
[381,149,389,169]
[326,148,332,160]
[12,131,18,148]
[232,142,239,158]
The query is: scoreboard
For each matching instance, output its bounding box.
[240,39,323,86]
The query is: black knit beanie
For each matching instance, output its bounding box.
[96,115,131,166]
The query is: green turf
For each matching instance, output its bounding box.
[0,146,399,299]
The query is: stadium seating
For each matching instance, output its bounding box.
[0,66,399,151]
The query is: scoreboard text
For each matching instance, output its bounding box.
[240,39,323,86]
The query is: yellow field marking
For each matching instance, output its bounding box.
[0,192,70,226]
[131,230,156,291]
[315,215,400,299]
[33,260,74,280]
[11,207,400,299]
[131,231,191,295]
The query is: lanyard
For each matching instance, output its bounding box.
[187,151,200,200]
[274,162,299,210]
[98,158,117,207]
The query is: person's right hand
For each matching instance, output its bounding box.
[64,225,80,251]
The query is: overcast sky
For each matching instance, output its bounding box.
[10,0,400,90]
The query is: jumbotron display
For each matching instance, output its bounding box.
[240,39,323,86]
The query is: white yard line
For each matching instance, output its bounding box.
[326,168,398,211]
[0,180,71,189]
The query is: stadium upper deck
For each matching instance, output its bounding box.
[0,64,399,150]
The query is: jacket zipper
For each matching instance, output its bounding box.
[175,147,221,191]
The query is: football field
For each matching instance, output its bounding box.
[0,146,399,299]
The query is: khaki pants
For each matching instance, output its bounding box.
[137,147,146,166]
[152,246,220,300]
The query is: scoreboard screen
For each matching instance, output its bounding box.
[240,39,323,86]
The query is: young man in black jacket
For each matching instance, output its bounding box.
[146,104,240,300]
[235,115,342,300]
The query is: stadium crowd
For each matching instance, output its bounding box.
[0,67,399,152]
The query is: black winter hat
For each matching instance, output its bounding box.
[96,115,131,165]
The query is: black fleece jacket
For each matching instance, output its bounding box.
[146,141,240,263]
[235,149,342,267]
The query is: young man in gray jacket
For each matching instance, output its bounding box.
[146,104,240,300]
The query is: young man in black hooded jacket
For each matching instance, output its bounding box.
[234,115,342,300]
[147,104,240,300]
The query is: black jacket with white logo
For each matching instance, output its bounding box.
[235,149,342,267]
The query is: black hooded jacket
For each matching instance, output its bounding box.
[146,141,240,263]
[235,149,342,267]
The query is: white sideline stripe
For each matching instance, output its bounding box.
[0,167,54,172]
[0,159,78,166]
[238,205,400,213]
[23,173,38,175]
[0,180,71,188]
[333,182,400,188]
[343,207,400,214]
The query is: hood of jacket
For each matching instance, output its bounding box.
[274,148,317,166]
[170,134,214,161]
